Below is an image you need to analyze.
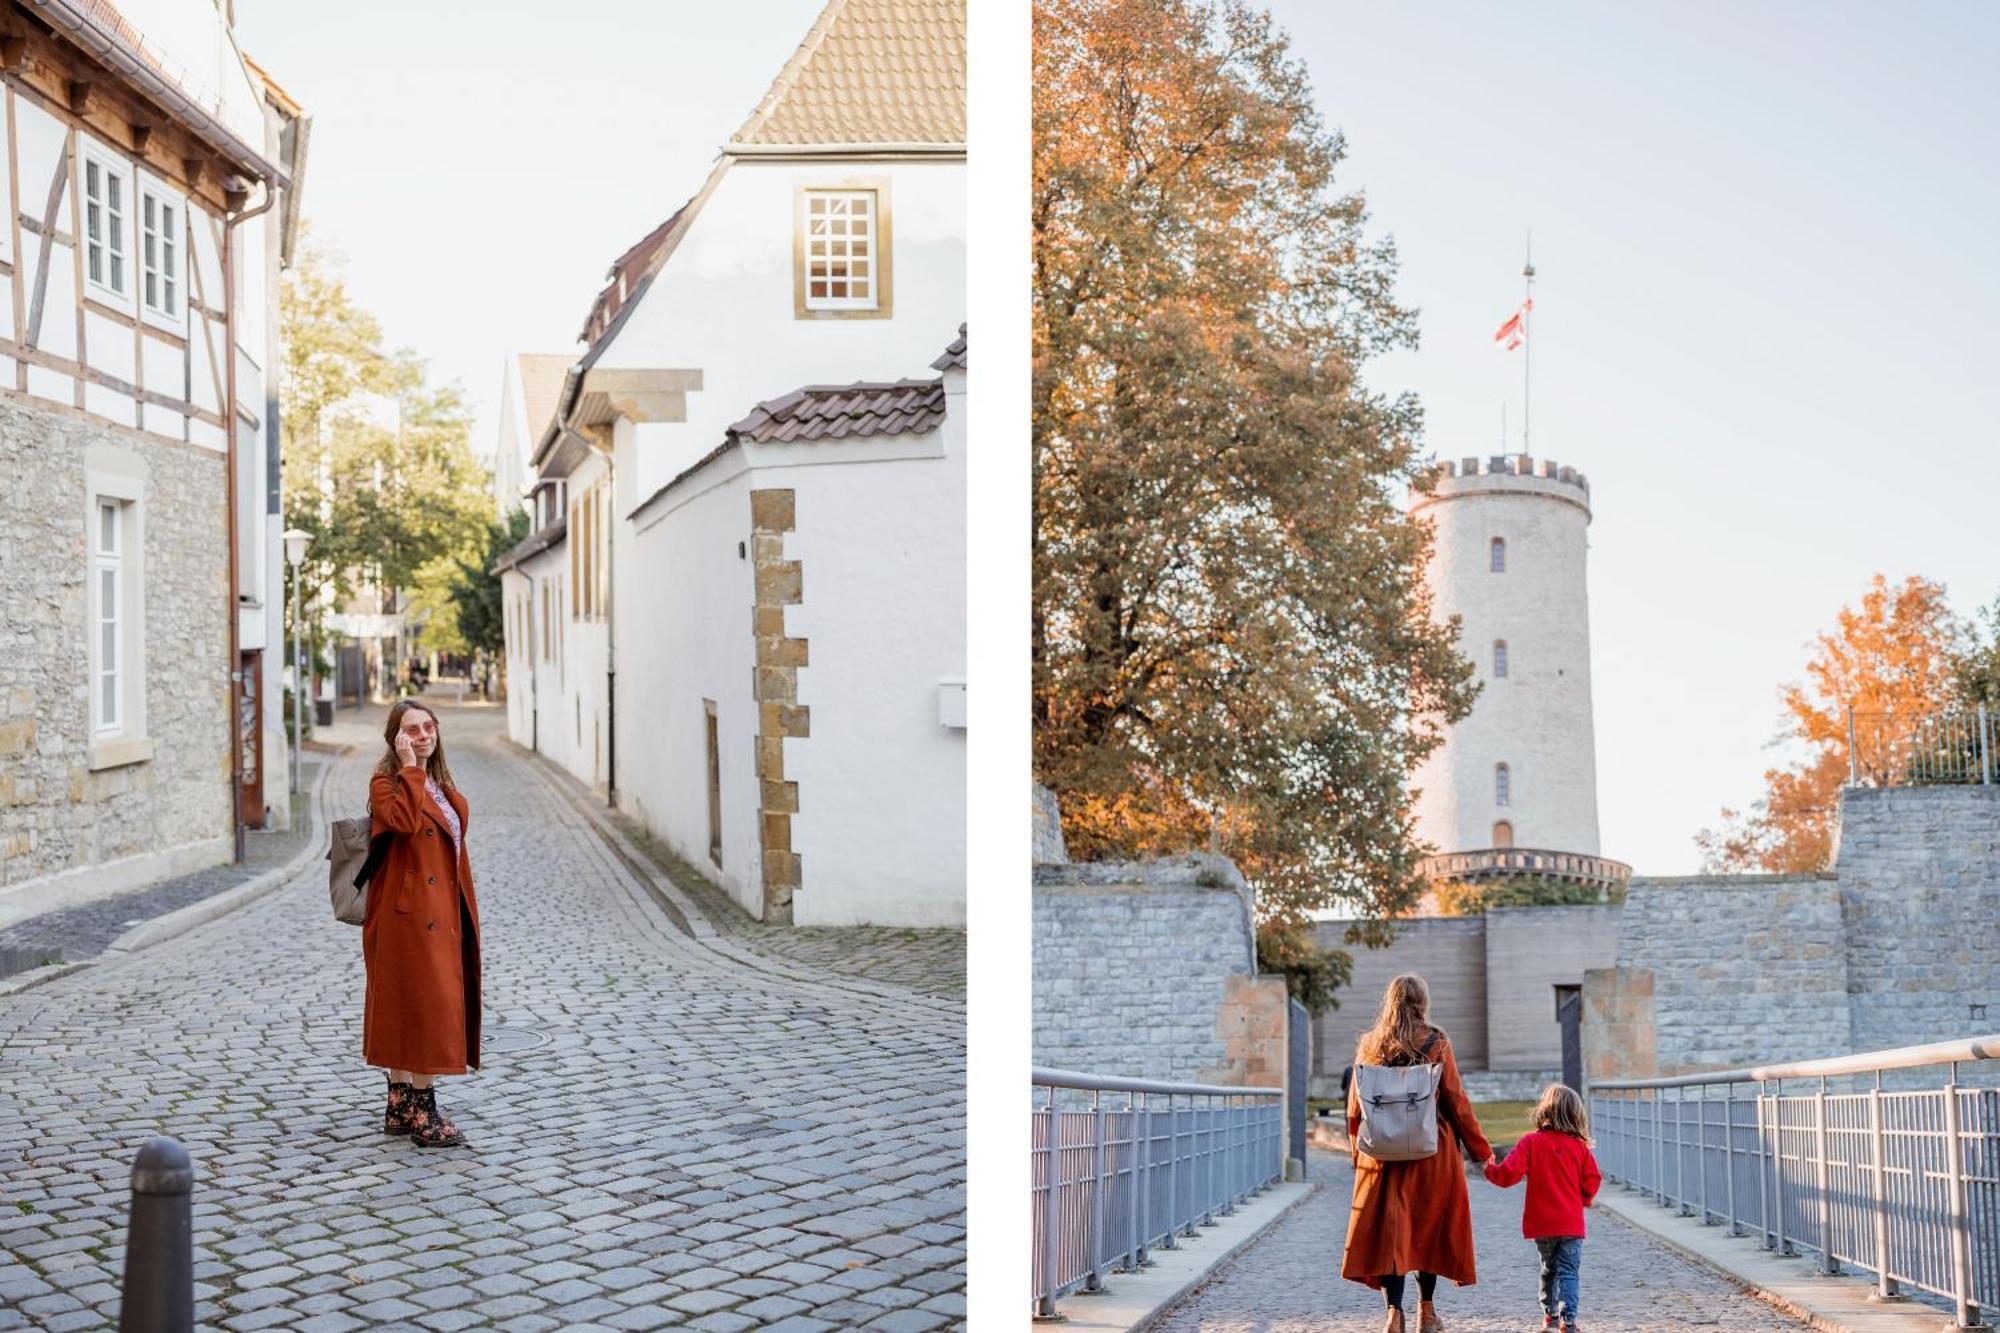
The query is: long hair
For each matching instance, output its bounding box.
[1356,973,1439,1066]
[374,700,458,793]
[1532,1083,1591,1142]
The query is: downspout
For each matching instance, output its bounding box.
[223,180,277,863]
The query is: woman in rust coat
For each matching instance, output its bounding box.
[1343,973,1493,1333]
[364,701,482,1148]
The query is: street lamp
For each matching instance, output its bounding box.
[283,528,311,796]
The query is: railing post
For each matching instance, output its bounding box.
[120,1136,193,1333]
[1165,1096,1184,1247]
[1654,1091,1666,1206]
[1132,1094,1151,1268]
[1038,1087,1063,1318]
[1724,1083,1741,1235]
[1755,1081,1772,1248]
[1675,1090,1691,1216]
[1774,1079,1794,1257]
[1866,1072,1899,1300]
[1697,1085,1712,1224]
[1848,703,1858,785]
[1980,701,1991,786]
[1814,1075,1836,1273]
[1940,1066,1984,1329]
[1084,1091,1107,1292]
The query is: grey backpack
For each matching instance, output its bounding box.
[326,806,388,927]
[1354,1040,1443,1162]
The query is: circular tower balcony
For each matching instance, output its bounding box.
[1416,846,1632,897]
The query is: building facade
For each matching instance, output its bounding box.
[498,0,967,928]
[1410,455,1627,894]
[0,0,298,918]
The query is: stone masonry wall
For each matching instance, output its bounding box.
[1033,855,1256,1083]
[1590,874,1849,1076]
[0,394,230,887]
[1835,786,2000,1051]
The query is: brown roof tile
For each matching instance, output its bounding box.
[728,379,945,444]
[729,0,965,149]
[931,323,966,370]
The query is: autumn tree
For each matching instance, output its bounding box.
[1033,0,1477,926]
[279,230,491,656]
[1698,575,1969,872]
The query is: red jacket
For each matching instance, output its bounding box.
[1484,1130,1601,1238]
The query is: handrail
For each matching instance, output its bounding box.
[1592,1033,2000,1089]
[1032,1067,1282,1098]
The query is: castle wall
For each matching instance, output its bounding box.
[1032,855,1258,1083]
[1312,916,1488,1088]
[1484,904,1623,1070]
[1410,457,1601,858]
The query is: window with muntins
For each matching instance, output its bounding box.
[84,155,129,299]
[1493,639,1508,677]
[94,500,122,732]
[1490,537,1506,573]
[141,188,179,319]
[802,190,878,311]
[1495,762,1511,806]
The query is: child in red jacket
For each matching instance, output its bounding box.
[1484,1083,1602,1332]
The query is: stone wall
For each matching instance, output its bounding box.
[1312,917,1488,1083]
[1834,786,2000,1051]
[1033,854,1257,1084]
[0,395,230,893]
[1484,905,1623,1069]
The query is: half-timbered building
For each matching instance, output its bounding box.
[498,0,965,927]
[0,1,300,917]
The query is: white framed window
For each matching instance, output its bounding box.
[1493,639,1508,678]
[139,181,185,330]
[796,182,892,318]
[1495,762,1511,807]
[81,143,133,307]
[93,499,122,733]
[1490,537,1506,573]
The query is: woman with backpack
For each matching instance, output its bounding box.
[362,700,483,1147]
[1342,973,1493,1333]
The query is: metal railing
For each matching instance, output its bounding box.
[1592,1035,2000,1329]
[1031,1068,1284,1318]
[1848,704,1999,787]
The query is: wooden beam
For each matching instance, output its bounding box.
[0,37,30,72]
[131,124,152,153]
[65,79,90,115]
[182,157,206,191]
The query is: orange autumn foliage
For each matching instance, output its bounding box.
[1698,575,1967,873]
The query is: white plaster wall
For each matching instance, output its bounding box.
[1411,468,1602,856]
[546,449,611,792]
[777,381,966,926]
[601,156,965,508]
[620,455,763,915]
[501,569,534,747]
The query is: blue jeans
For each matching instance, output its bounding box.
[1535,1236,1583,1321]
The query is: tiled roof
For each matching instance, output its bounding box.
[515,354,573,444]
[728,0,965,150]
[579,207,686,346]
[931,323,966,370]
[728,380,946,444]
[490,516,568,576]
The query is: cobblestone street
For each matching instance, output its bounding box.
[1149,1151,1809,1332]
[0,705,965,1331]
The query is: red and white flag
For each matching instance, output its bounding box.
[1493,299,1533,350]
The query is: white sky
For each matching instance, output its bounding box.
[1279,1,2000,874]
[234,0,823,460]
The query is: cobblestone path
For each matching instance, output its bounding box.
[0,708,965,1331]
[1150,1151,1807,1332]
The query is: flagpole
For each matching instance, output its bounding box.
[1522,231,1535,455]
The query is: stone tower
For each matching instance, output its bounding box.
[1411,456,1627,892]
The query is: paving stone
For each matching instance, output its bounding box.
[0,709,964,1331]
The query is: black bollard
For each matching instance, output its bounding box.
[119,1136,193,1333]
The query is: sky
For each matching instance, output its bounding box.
[234,0,824,462]
[1275,1,2000,874]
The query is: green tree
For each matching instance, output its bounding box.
[1256,922,1353,1015]
[1032,0,1478,927]
[1431,875,1624,917]
[280,232,491,642]
[450,509,532,659]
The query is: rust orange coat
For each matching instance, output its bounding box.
[1341,1027,1491,1288]
[363,765,482,1075]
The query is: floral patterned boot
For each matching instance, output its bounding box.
[383,1080,415,1135]
[408,1085,466,1148]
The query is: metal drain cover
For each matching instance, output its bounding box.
[483,1025,550,1054]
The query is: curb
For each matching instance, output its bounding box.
[101,754,339,958]
[1593,1188,1952,1333]
[0,958,95,997]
